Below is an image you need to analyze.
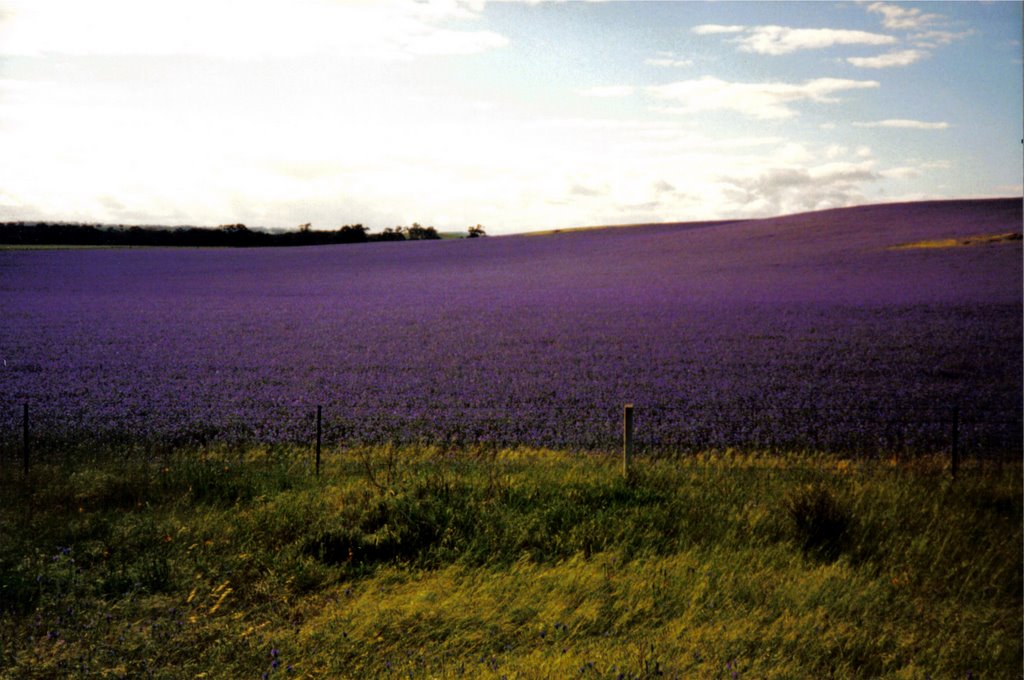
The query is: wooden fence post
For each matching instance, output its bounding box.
[22,402,29,477]
[623,404,633,479]
[951,405,959,479]
[316,405,322,477]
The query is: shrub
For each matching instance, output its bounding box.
[783,482,853,561]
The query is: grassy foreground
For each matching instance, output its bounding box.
[0,446,1020,679]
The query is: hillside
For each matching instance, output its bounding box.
[529,197,1021,242]
[0,197,1020,453]
[504,197,1022,305]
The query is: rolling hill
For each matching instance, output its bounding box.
[0,197,1020,453]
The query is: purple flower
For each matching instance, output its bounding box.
[2,202,1019,456]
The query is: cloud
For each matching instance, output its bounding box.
[0,0,508,59]
[569,182,610,197]
[692,23,897,56]
[824,144,848,159]
[910,29,974,48]
[879,166,922,179]
[645,57,693,68]
[847,49,928,68]
[858,3,971,49]
[823,143,870,161]
[645,51,693,68]
[720,161,878,215]
[866,2,942,30]
[732,26,897,55]
[647,76,879,120]
[853,119,950,130]
[692,24,745,35]
[578,85,635,98]
[879,159,956,180]
[403,27,509,56]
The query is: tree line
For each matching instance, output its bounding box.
[0,222,487,248]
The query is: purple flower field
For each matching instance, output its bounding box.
[1,198,1021,456]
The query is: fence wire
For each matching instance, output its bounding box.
[1,399,1020,465]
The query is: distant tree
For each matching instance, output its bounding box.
[0,218,475,248]
[335,224,368,243]
[405,222,440,240]
[467,224,487,238]
[377,226,406,241]
[215,224,256,246]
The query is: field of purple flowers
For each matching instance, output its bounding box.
[1,198,1020,457]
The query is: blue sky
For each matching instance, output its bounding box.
[0,1,1020,234]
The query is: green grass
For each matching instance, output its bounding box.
[0,446,1020,678]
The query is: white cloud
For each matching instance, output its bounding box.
[692,23,898,56]
[879,166,922,179]
[569,182,611,197]
[847,49,928,69]
[819,122,837,130]
[406,0,487,22]
[910,29,974,49]
[403,27,509,56]
[775,142,814,164]
[645,51,693,68]
[647,76,879,120]
[691,24,745,35]
[879,159,956,180]
[823,144,871,160]
[720,160,878,215]
[645,57,694,68]
[0,0,508,60]
[825,144,848,159]
[866,2,942,30]
[652,179,676,194]
[732,26,897,55]
[853,119,950,130]
[858,3,970,49]
[578,85,635,98]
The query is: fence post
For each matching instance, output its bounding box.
[315,405,322,477]
[623,404,633,479]
[950,405,959,479]
[22,402,29,477]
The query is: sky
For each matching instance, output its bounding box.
[0,1,1020,234]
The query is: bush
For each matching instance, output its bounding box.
[783,482,853,561]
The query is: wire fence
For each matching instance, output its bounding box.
[1,399,1021,469]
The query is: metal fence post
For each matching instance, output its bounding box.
[951,405,960,479]
[22,402,29,477]
[316,405,322,477]
[623,404,633,479]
